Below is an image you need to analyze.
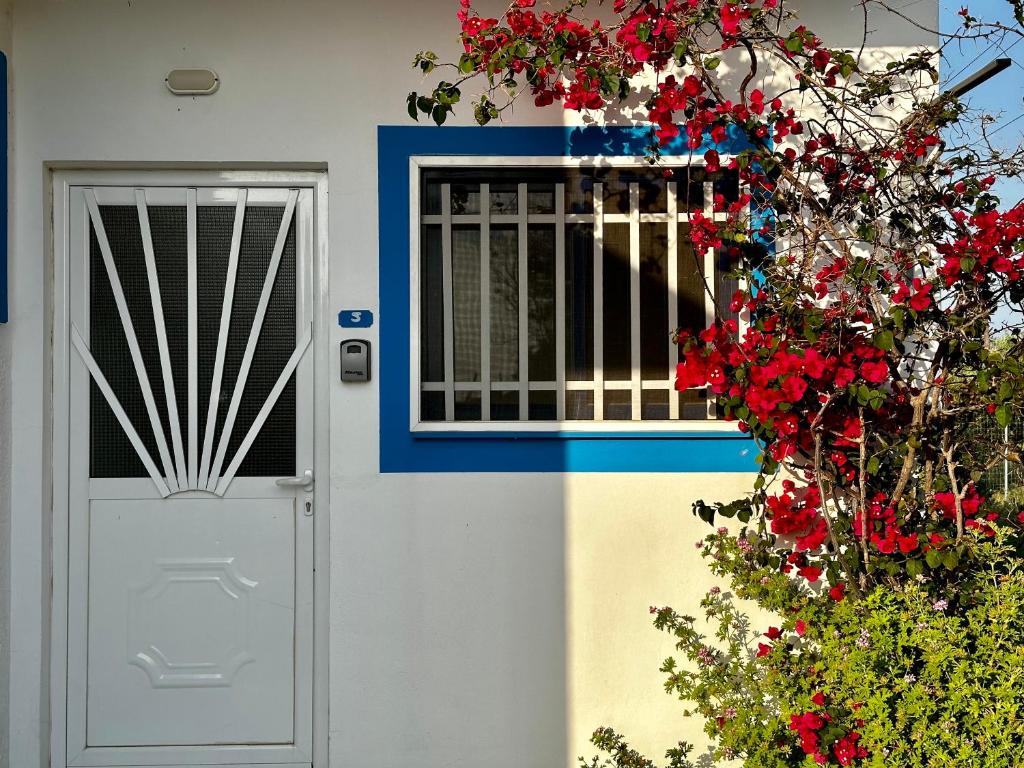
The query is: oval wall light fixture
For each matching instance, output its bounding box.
[165,69,220,96]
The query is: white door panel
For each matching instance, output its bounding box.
[60,182,316,768]
[86,499,296,747]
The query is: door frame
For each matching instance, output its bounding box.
[48,168,331,768]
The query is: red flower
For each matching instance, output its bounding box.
[811,691,826,706]
[720,2,745,36]
[765,626,783,640]
[860,360,889,384]
[795,619,807,636]
[897,533,919,554]
[833,732,866,765]
[834,367,856,387]
[798,564,822,582]
[756,642,772,657]
[829,582,846,602]
[781,375,808,402]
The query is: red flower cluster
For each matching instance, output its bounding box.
[892,277,933,311]
[767,480,828,553]
[853,493,919,555]
[789,702,866,766]
[938,204,1024,285]
[934,486,998,537]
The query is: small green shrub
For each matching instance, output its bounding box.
[582,527,1024,768]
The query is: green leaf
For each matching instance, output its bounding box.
[996,404,1012,428]
[891,306,906,329]
[407,92,419,121]
[906,558,925,577]
[704,56,721,70]
[925,549,943,569]
[874,330,894,351]
[867,455,880,475]
[942,550,960,570]
[695,503,716,526]
[431,104,448,126]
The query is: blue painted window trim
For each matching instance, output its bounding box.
[377,124,759,473]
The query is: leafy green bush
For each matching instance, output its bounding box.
[582,527,1024,768]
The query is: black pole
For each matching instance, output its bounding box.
[944,58,1013,99]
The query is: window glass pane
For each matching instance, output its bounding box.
[566,390,594,420]
[599,168,629,215]
[529,390,557,420]
[600,168,667,214]
[641,389,669,420]
[712,170,741,205]
[680,389,710,420]
[490,184,518,215]
[528,225,556,382]
[565,224,594,381]
[490,225,519,382]
[451,183,480,215]
[490,390,519,420]
[715,245,740,325]
[421,225,445,382]
[604,390,631,420]
[635,171,667,214]
[677,223,707,337]
[424,182,442,215]
[418,165,742,426]
[453,226,481,382]
[454,391,482,421]
[602,223,631,381]
[566,170,594,214]
[640,223,669,381]
[423,168,594,214]
[421,391,445,421]
[89,207,162,478]
[677,166,710,212]
[527,183,556,214]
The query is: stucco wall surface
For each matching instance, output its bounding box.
[1,1,935,767]
[1,1,13,764]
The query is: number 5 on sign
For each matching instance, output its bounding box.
[338,309,373,328]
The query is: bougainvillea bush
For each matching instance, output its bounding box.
[580,528,1024,768]
[411,0,1024,764]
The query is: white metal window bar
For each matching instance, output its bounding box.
[412,157,747,432]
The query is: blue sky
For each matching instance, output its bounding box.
[940,0,1024,206]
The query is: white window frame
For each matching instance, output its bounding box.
[409,155,747,433]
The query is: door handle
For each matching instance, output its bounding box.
[276,469,314,491]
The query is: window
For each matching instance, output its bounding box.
[412,158,745,430]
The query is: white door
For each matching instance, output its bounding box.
[60,181,316,767]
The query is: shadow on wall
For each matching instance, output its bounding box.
[371,124,760,766]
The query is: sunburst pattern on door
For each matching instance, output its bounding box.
[71,188,311,497]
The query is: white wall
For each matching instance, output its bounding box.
[2,1,935,766]
[1,1,13,763]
